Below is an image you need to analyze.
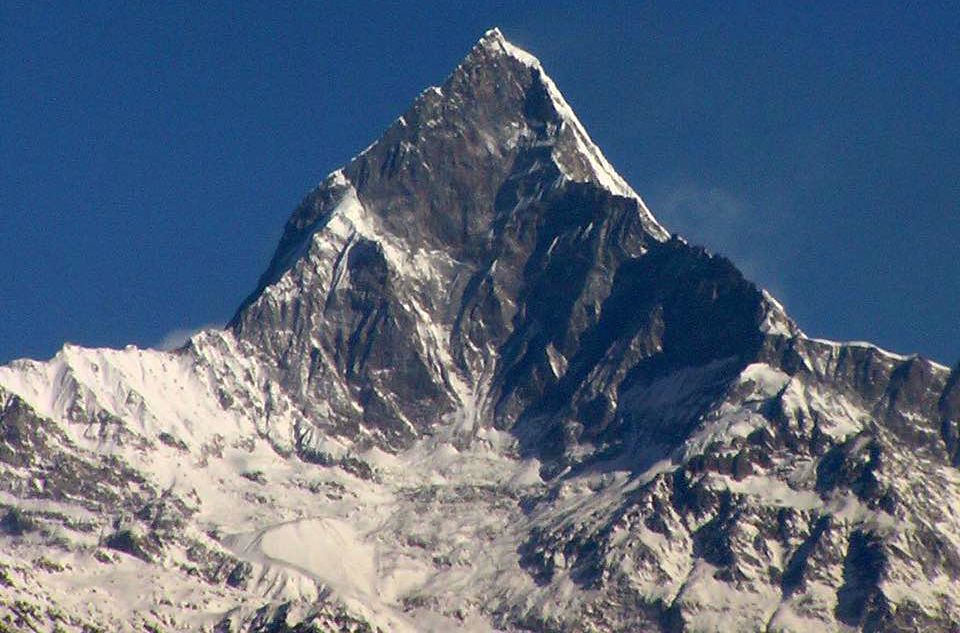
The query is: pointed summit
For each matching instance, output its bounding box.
[241,29,669,305]
[230,30,681,444]
[467,27,541,68]
[475,27,508,50]
[449,28,666,235]
[356,28,665,233]
[400,28,667,233]
[480,26,506,42]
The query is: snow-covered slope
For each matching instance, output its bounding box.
[3,29,960,633]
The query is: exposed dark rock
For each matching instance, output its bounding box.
[0,508,35,536]
[104,528,155,562]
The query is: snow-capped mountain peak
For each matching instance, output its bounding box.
[2,29,959,633]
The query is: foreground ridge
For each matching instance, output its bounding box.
[2,29,960,633]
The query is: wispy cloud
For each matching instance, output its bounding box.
[153,323,224,351]
[656,183,749,244]
[648,181,791,304]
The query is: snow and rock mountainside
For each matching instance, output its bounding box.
[1,28,959,633]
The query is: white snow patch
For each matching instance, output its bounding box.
[254,518,377,598]
[545,343,568,379]
[739,363,791,397]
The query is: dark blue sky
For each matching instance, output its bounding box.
[2,2,958,364]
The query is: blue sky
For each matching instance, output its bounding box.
[2,2,958,365]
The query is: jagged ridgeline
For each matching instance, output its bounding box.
[2,28,960,633]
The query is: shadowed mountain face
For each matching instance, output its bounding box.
[2,28,960,633]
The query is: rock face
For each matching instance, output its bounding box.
[230,29,673,453]
[1,28,959,633]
